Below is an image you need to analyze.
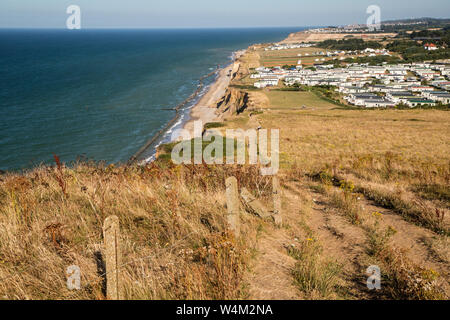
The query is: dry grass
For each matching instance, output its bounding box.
[329,184,362,225]
[301,177,447,299]
[258,107,449,234]
[365,214,446,300]
[355,183,448,234]
[288,238,342,300]
[258,47,328,67]
[422,236,449,263]
[0,161,271,300]
[219,50,450,299]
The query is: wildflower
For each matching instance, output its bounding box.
[386,226,397,236]
[372,211,383,218]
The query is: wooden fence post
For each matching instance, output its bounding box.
[226,176,240,237]
[103,215,122,300]
[272,176,282,226]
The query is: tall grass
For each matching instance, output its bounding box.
[287,239,341,299]
[0,161,271,299]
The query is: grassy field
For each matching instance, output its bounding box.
[217,89,449,298]
[216,48,450,299]
[258,47,328,67]
[0,162,272,299]
[265,91,338,109]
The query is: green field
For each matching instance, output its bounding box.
[265,91,338,109]
[258,47,328,67]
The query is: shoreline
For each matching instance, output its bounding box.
[130,50,245,164]
[128,67,220,164]
[181,50,245,138]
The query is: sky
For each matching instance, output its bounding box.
[0,0,449,28]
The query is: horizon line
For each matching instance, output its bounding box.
[2,16,449,30]
[0,26,316,30]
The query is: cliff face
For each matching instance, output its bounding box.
[216,87,249,118]
[215,87,270,120]
[213,47,268,120]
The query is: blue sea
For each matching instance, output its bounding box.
[0,28,304,171]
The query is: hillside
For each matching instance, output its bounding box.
[1,40,449,301]
[0,161,274,299]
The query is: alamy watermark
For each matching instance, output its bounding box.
[366,5,381,31]
[170,121,279,176]
[66,5,81,29]
[67,265,81,290]
[366,265,382,290]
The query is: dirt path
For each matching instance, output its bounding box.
[244,181,301,300]
[244,179,449,300]
[246,231,300,300]
[360,199,450,293]
[303,190,373,299]
[245,180,372,300]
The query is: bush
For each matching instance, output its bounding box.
[318,38,383,51]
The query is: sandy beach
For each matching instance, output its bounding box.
[133,50,244,162]
[182,51,244,137]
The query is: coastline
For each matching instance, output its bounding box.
[129,67,219,164]
[149,29,311,153]
[130,49,245,164]
[181,50,245,138]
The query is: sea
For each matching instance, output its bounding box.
[0,27,305,171]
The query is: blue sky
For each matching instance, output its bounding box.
[1,0,449,28]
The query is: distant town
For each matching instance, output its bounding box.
[249,22,450,109]
[252,60,450,108]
